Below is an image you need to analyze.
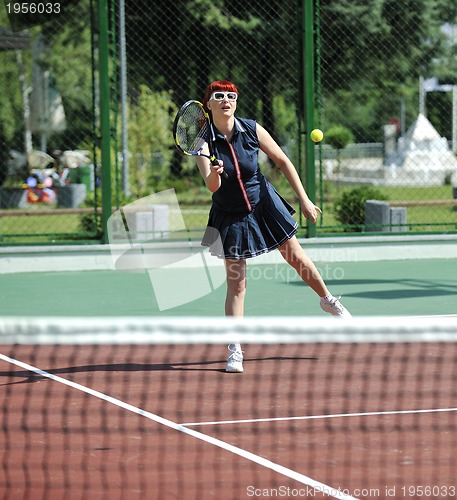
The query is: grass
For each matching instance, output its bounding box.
[316,182,457,233]
[0,177,456,244]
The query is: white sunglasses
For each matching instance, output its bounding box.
[209,91,238,101]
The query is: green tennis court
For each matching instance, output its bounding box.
[1,236,457,499]
[1,252,456,317]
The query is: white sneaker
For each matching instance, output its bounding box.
[226,344,244,373]
[320,296,352,318]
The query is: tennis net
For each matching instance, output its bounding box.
[1,316,456,499]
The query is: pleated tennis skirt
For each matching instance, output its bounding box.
[201,184,298,259]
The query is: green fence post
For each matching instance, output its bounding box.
[98,0,112,243]
[302,0,316,238]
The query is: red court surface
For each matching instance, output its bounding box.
[1,340,456,499]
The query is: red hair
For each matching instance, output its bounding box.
[203,80,239,112]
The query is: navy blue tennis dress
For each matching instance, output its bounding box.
[201,117,298,259]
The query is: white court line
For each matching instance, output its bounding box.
[0,352,358,500]
[181,407,457,427]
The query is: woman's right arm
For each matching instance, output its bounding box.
[195,147,224,192]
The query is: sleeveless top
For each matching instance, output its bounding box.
[201,117,298,259]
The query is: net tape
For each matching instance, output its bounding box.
[0,316,456,344]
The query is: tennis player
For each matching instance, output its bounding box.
[195,80,352,373]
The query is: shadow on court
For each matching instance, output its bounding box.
[290,277,457,299]
[0,356,319,384]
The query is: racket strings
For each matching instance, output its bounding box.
[176,104,209,154]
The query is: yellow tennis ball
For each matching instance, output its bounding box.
[310,129,324,143]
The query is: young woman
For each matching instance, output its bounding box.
[195,80,351,373]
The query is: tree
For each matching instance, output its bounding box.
[325,124,354,174]
[319,0,457,141]
[127,86,177,196]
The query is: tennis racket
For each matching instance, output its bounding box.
[173,100,228,179]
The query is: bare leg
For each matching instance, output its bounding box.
[278,236,329,297]
[224,258,246,372]
[224,258,247,317]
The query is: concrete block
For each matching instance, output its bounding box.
[390,207,407,232]
[365,200,390,232]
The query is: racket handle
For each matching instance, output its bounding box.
[211,158,228,180]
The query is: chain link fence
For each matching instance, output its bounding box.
[1,0,456,244]
[315,0,457,233]
[109,0,301,240]
[0,1,99,244]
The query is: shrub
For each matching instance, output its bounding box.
[324,125,354,174]
[334,186,388,229]
[325,125,354,151]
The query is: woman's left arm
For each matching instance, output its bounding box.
[256,123,322,223]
